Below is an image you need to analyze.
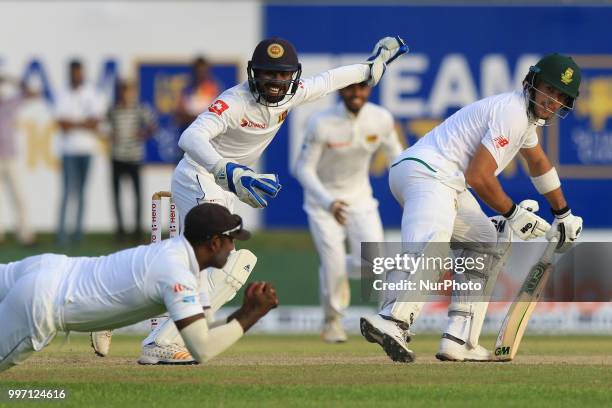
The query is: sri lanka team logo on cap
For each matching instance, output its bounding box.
[561,67,574,85]
[267,43,284,59]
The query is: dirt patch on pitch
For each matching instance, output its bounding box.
[12,353,612,373]
[208,354,612,366]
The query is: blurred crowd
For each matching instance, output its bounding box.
[0,56,220,247]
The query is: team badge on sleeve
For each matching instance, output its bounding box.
[366,134,379,143]
[208,99,229,116]
[278,110,288,124]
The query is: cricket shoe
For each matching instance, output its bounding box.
[321,318,348,343]
[138,342,198,365]
[360,314,415,363]
[90,330,113,357]
[435,333,492,362]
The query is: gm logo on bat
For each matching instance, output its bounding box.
[495,346,511,356]
[522,264,547,295]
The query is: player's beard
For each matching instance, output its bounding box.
[344,96,365,114]
[259,81,290,104]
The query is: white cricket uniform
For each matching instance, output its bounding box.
[169,64,369,327]
[381,90,540,321]
[294,101,402,320]
[0,236,207,371]
[172,64,370,223]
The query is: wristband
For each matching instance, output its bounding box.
[530,167,561,194]
[551,206,570,218]
[502,203,517,219]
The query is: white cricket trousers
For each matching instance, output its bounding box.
[171,158,237,227]
[379,156,497,323]
[170,158,237,307]
[0,256,63,372]
[307,204,384,321]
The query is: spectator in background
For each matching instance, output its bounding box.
[0,71,36,246]
[55,59,105,246]
[175,56,220,127]
[108,79,156,241]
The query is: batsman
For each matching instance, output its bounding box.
[361,53,584,362]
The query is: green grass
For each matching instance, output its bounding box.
[0,334,610,407]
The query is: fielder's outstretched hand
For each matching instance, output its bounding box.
[213,159,282,208]
[244,281,279,316]
[366,36,409,86]
[232,281,279,332]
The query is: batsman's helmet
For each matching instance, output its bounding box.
[247,37,302,107]
[523,53,581,119]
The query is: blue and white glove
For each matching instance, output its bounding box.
[546,207,583,253]
[213,159,282,209]
[366,35,409,86]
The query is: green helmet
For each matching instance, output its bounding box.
[530,53,581,98]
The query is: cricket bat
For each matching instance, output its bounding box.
[493,237,558,361]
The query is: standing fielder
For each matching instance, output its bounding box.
[361,53,584,362]
[90,36,408,363]
[0,204,278,372]
[294,82,402,342]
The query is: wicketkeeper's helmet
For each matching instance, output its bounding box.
[247,37,302,107]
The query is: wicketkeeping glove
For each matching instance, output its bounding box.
[546,207,583,252]
[213,159,282,209]
[504,202,551,241]
[366,35,408,86]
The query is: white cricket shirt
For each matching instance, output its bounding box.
[412,91,539,178]
[295,101,402,211]
[177,64,371,172]
[57,236,207,332]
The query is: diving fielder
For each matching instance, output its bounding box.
[294,82,402,342]
[112,36,408,363]
[361,53,584,362]
[0,204,278,372]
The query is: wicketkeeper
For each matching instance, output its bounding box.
[126,35,409,362]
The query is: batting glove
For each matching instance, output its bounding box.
[490,199,539,239]
[518,199,539,213]
[504,202,551,241]
[546,207,582,252]
[213,159,282,209]
[366,35,408,86]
